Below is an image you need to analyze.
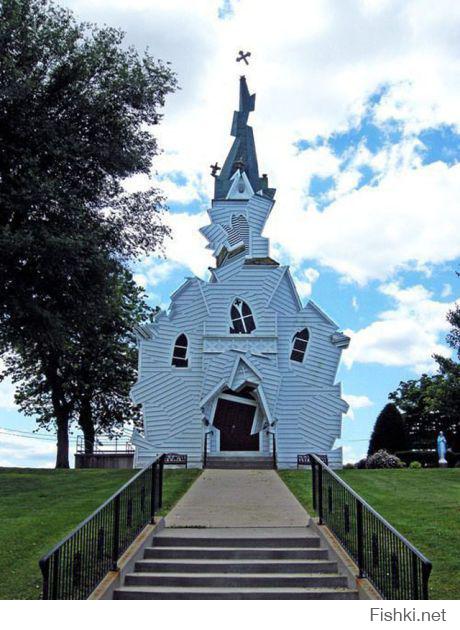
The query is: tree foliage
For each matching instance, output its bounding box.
[368,403,408,456]
[0,0,177,467]
[389,280,460,452]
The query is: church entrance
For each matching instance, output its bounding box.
[213,397,259,451]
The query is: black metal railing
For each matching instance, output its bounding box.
[76,435,134,454]
[271,432,277,469]
[39,454,165,600]
[203,431,208,468]
[309,454,432,600]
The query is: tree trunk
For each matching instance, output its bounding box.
[43,358,72,469]
[55,415,70,468]
[79,397,95,455]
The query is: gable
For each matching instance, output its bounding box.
[268,268,302,315]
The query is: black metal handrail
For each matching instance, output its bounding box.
[39,454,165,600]
[271,432,277,469]
[309,454,432,600]
[203,431,208,468]
[76,435,135,454]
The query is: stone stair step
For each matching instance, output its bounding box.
[205,457,274,470]
[124,572,348,588]
[135,558,338,574]
[151,536,320,548]
[114,526,357,601]
[143,546,329,560]
[114,586,359,600]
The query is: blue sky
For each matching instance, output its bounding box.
[1,0,460,467]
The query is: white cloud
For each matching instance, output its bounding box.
[342,443,368,464]
[0,359,16,411]
[141,259,179,287]
[0,432,56,468]
[133,273,148,288]
[441,283,453,298]
[352,296,359,311]
[63,0,460,283]
[292,267,320,299]
[344,282,454,372]
[165,211,212,277]
[344,393,373,420]
[270,160,460,284]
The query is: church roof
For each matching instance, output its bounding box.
[214,76,275,200]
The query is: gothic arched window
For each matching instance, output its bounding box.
[230,298,256,334]
[290,328,309,363]
[172,333,189,367]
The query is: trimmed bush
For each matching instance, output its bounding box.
[343,463,355,469]
[395,450,437,467]
[368,403,408,455]
[409,461,422,469]
[396,450,460,468]
[366,449,404,469]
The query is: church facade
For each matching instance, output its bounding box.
[131,76,350,469]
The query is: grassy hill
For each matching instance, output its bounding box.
[0,467,200,600]
[279,468,460,600]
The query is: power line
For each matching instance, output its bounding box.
[0,427,77,443]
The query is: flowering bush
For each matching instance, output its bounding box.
[366,449,404,469]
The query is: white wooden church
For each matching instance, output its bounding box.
[131,75,350,469]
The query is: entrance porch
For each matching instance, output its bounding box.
[203,390,275,469]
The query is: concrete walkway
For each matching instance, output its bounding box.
[166,469,309,528]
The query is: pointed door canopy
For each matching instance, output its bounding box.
[214,76,276,200]
[200,353,276,429]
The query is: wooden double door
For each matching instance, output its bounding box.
[213,398,259,451]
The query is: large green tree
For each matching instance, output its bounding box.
[389,284,460,451]
[368,403,408,456]
[0,0,177,467]
[389,374,460,450]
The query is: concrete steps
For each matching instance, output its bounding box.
[143,546,329,560]
[114,586,358,600]
[205,456,274,469]
[113,528,358,600]
[134,559,339,573]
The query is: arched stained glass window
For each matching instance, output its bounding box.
[172,333,189,367]
[290,328,309,363]
[230,298,256,334]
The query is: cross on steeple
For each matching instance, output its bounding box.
[210,162,221,177]
[236,50,251,65]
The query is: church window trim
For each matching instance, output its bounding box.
[229,298,256,334]
[290,327,310,363]
[171,333,189,368]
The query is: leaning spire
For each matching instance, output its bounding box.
[214,76,275,200]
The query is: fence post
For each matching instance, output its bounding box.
[158,456,164,509]
[112,494,120,571]
[272,433,277,469]
[51,549,60,599]
[356,499,364,578]
[39,557,50,600]
[422,562,431,600]
[317,463,323,525]
[311,460,317,512]
[150,462,157,523]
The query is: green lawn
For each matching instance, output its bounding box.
[0,466,200,600]
[279,469,460,600]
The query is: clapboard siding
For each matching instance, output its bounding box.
[131,108,350,468]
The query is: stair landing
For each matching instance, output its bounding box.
[165,469,307,528]
[205,455,274,469]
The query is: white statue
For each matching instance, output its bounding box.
[437,431,448,467]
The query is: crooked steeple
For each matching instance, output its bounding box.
[214,76,275,200]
